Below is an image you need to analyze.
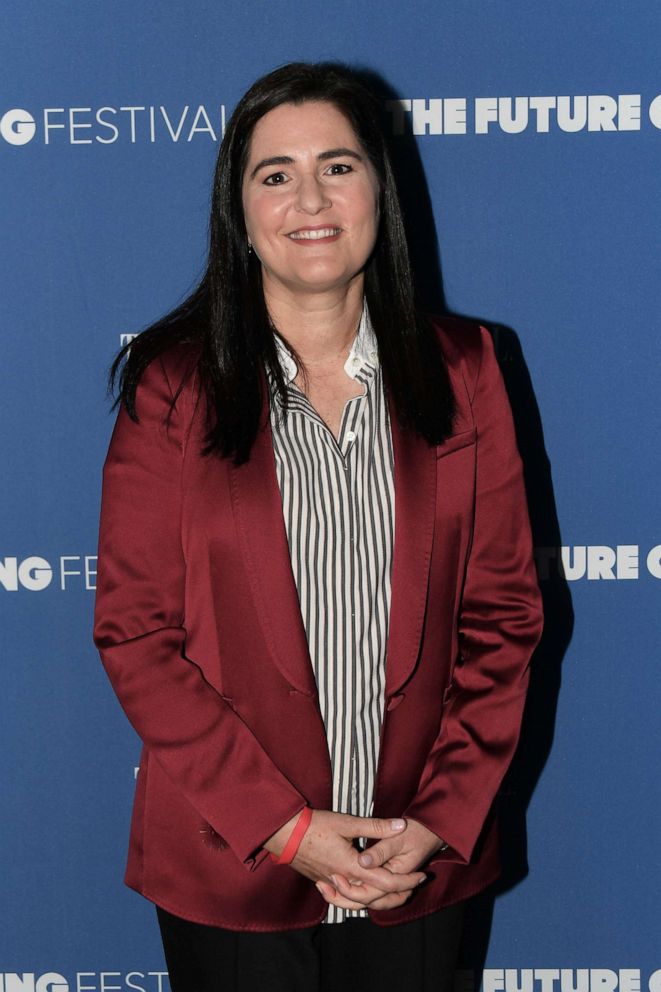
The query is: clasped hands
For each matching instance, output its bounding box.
[264,810,444,912]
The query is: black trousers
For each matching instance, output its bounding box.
[157,902,465,992]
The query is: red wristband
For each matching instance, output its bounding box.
[269,807,313,865]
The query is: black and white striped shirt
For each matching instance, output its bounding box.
[268,306,395,922]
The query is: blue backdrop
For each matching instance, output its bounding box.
[2,1,659,989]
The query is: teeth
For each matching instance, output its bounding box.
[289,228,341,240]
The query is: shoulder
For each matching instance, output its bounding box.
[112,340,204,461]
[146,339,201,392]
[132,340,202,417]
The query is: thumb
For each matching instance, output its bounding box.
[357,843,388,868]
[351,816,406,839]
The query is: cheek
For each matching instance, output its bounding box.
[244,194,287,241]
[349,196,380,242]
[347,183,380,230]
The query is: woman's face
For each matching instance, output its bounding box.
[241,100,381,301]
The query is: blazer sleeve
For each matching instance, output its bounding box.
[93,355,306,867]
[403,325,543,864]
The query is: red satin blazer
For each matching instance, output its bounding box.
[93,316,543,930]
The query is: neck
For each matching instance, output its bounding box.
[263,275,365,371]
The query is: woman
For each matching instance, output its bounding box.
[94,62,543,992]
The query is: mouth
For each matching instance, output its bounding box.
[287,227,342,241]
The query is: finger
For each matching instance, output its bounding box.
[315,880,337,902]
[357,841,391,868]
[322,888,411,912]
[331,873,415,908]
[317,877,413,912]
[345,816,406,840]
[316,881,368,911]
[362,890,415,911]
[331,873,379,905]
[331,878,413,911]
[325,894,369,910]
[349,863,426,893]
[381,856,411,874]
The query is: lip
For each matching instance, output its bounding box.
[286,225,343,243]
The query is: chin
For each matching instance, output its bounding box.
[263,256,368,297]
[292,260,366,292]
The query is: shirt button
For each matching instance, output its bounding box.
[351,356,360,367]
[369,350,377,361]
[346,430,356,442]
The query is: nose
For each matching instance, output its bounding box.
[296,173,331,214]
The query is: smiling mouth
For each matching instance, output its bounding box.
[287,227,342,240]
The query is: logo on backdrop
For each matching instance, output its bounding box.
[0,108,37,145]
[386,93,661,135]
[0,974,168,992]
[2,546,661,591]
[455,971,661,992]
[4,93,661,146]
[2,970,660,992]
[534,544,661,581]
[0,104,225,146]
[0,556,96,592]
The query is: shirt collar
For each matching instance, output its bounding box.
[272,303,379,386]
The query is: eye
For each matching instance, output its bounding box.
[263,171,289,186]
[326,163,353,176]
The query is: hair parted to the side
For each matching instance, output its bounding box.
[111,61,455,464]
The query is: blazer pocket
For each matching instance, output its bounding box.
[436,427,477,459]
[200,820,229,851]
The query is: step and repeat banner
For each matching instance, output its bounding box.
[1,1,659,988]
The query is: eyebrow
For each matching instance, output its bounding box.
[249,147,364,180]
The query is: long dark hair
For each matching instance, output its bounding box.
[111,61,455,464]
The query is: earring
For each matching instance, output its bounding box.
[247,242,253,254]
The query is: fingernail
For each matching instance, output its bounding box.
[358,853,373,867]
[329,875,339,887]
[315,882,325,894]
[390,818,406,830]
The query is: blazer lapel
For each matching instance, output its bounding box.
[228,397,318,698]
[229,381,441,701]
[385,401,438,698]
